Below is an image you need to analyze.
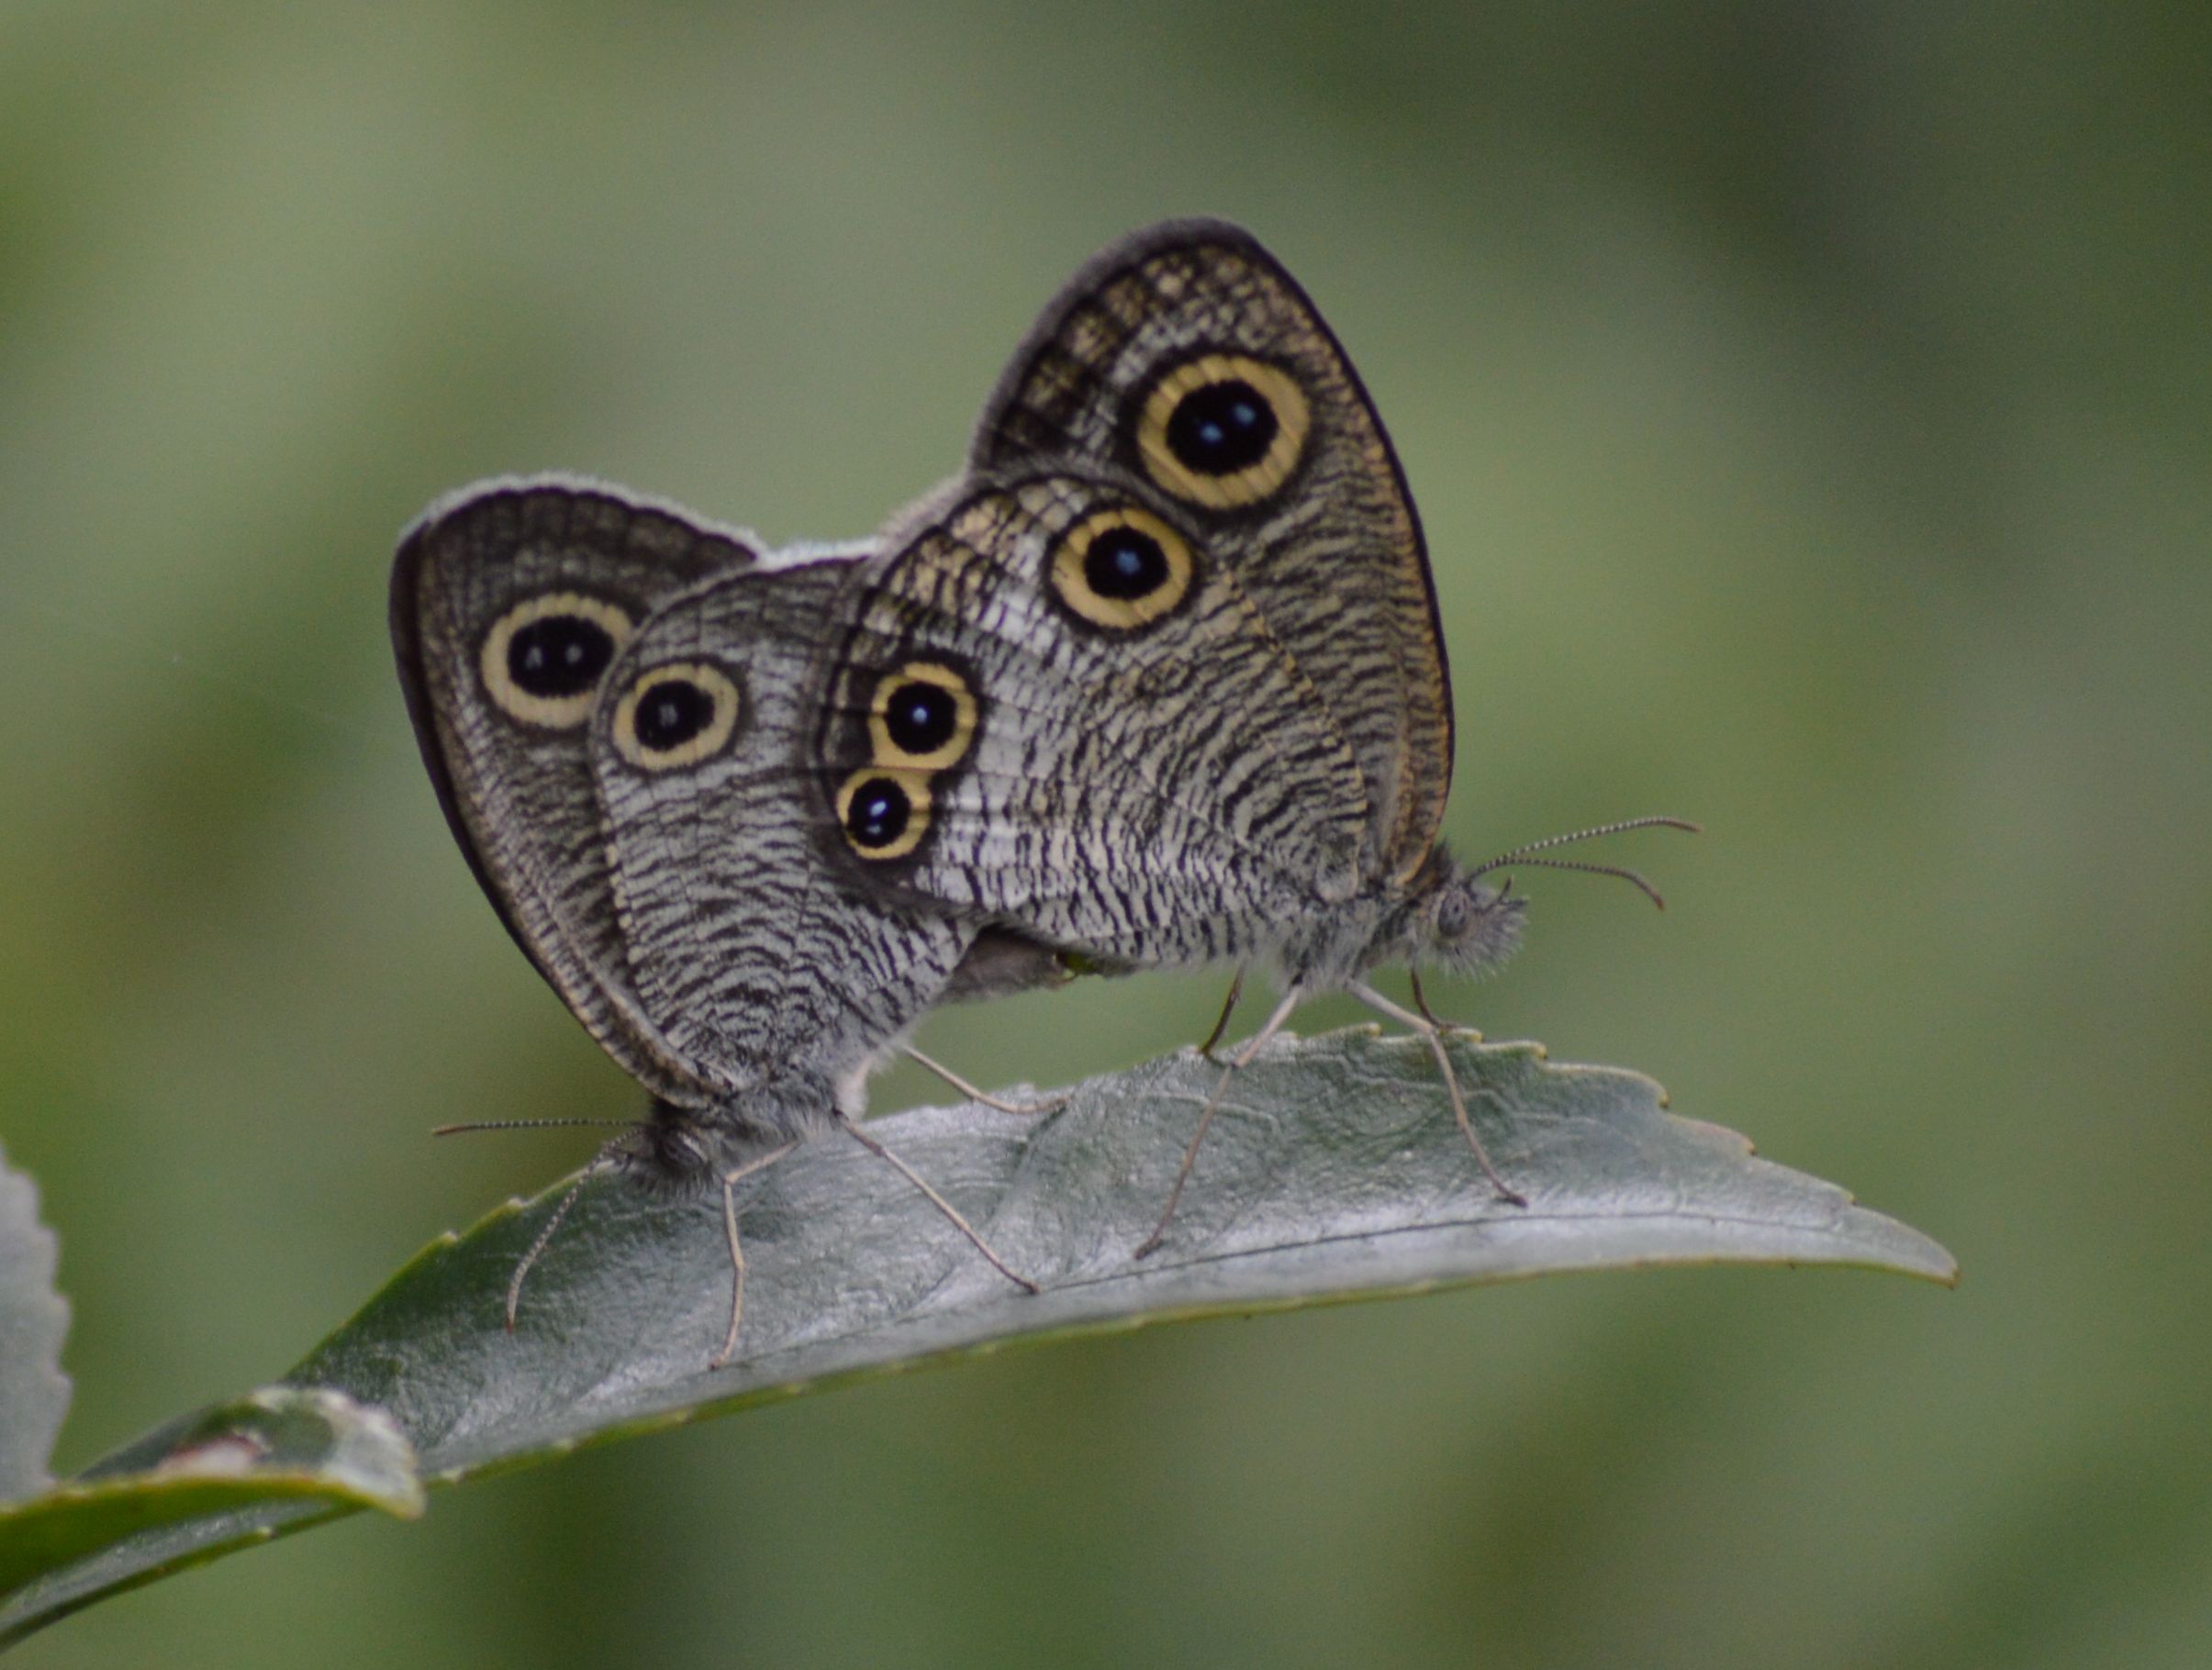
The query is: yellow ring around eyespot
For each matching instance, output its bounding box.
[479,593,635,729]
[1134,353,1312,510]
[868,662,979,772]
[834,766,933,861]
[610,661,742,771]
[1049,505,1195,631]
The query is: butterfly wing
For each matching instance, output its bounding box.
[392,476,774,1104]
[814,474,1369,967]
[587,562,991,1091]
[972,218,1453,885]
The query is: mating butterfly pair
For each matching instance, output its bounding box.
[394,219,1690,1364]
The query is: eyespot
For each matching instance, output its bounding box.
[479,594,634,727]
[837,768,931,860]
[868,662,978,771]
[611,662,743,771]
[1048,506,1195,631]
[1134,353,1311,509]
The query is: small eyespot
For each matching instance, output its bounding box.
[1134,353,1312,510]
[1048,506,1195,631]
[888,685,955,752]
[611,662,742,771]
[635,680,713,752]
[480,594,634,727]
[837,768,931,860]
[1086,525,1169,599]
[868,662,978,771]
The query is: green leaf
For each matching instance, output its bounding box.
[0,1386,422,1644]
[0,1032,1953,1644]
[0,1143,70,1507]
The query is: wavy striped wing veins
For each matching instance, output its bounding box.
[814,474,1369,969]
[588,560,989,1090]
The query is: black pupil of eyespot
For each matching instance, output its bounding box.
[634,678,714,752]
[508,615,615,698]
[885,682,958,755]
[846,777,910,849]
[1084,526,1169,600]
[1165,377,1277,475]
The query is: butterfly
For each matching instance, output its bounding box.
[392,481,1068,1364]
[787,217,1693,1251]
[395,218,1692,1353]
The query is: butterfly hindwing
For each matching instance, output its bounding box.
[814,473,1369,967]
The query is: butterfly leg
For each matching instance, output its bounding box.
[1406,969,1481,1041]
[1196,966,1247,1061]
[840,1118,1041,1297]
[1135,984,1304,1260]
[1348,983,1526,1207]
[901,1045,1067,1116]
[711,1141,801,1370]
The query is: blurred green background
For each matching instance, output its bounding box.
[4,3,2206,1665]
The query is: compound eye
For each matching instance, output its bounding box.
[868,662,979,771]
[480,594,634,727]
[1135,353,1311,510]
[610,662,743,770]
[1048,506,1195,631]
[836,768,931,860]
[1435,888,1475,939]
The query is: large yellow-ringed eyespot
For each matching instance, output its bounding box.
[479,593,635,727]
[836,767,932,860]
[610,662,743,771]
[1134,353,1311,510]
[867,662,978,771]
[1048,505,1196,631]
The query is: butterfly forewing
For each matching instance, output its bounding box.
[392,479,767,1104]
[972,219,1455,884]
[586,561,984,1094]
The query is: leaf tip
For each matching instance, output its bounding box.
[0,1142,72,1505]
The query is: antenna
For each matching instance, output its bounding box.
[503,1141,630,1330]
[431,1117,640,1136]
[429,1117,642,1327]
[1468,816,1700,910]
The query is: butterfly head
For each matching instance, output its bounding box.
[620,1104,722,1196]
[1405,814,1702,978]
[1415,855,1526,978]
